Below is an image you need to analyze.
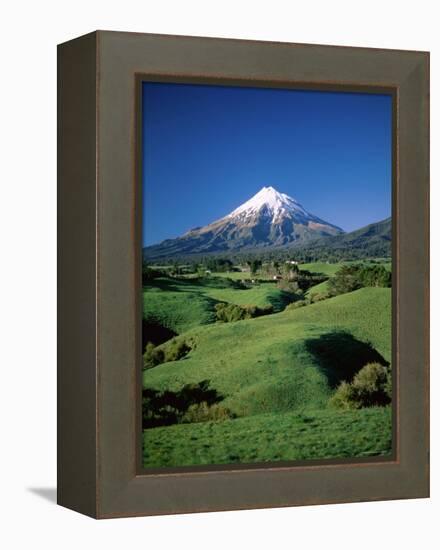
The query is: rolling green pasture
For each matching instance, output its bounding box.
[211,270,254,280]
[299,262,343,276]
[205,283,292,311]
[143,406,392,467]
[305,279,330,297]
[142,279,216,335]
[144,288,391,416]
[300,260,391,277]
[143,276,291,334]
[143,287,392,467]
[303,260,391,297]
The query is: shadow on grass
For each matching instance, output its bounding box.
[266,290,296,312]
[143,277,191,292]
[305,330,389,388]
[144,275,245,293]
[142,319,177,349]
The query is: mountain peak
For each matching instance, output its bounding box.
[255,186,283,200]
[260,185,277,193]
[227,185,308,221]
[144,185,344,258]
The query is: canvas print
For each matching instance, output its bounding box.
[141,81,392,469]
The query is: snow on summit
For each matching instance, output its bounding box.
[227,186,309,221]
[144,185,343,257]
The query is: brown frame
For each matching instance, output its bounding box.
[135,75,399,476]
[58,30,429,519]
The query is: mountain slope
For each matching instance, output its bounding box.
[292,217,391,257]
[144,186,343,259]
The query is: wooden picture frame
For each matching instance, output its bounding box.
[57,31,429,518]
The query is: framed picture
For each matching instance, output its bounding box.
[58,31,429,518]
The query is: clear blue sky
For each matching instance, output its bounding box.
[142,82,392,246]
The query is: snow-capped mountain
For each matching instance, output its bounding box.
[144,186,344,259]
[227,186,312,222]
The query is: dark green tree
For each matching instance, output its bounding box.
[248,259,262,275]
[327,264,363,296]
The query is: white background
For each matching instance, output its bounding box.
[0,0,438,547]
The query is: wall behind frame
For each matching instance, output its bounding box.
[1,0,437,549]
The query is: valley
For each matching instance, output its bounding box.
[142,259,392,467]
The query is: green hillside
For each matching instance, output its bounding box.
[143,276,292,335]
[143,283,216,335]
[205,283,292,311]
[142,268,392,468]
[302,260,391,297]
[143,407,392,467]
[144,288,391,414]
[300,262,343,276]
[306,279,330,297]
[300,260,391,277]
[291,218,391,260]
[211,270,253,280]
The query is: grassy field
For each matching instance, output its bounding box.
[143,285,392,467]
[305,280,330,297]
[211,270,254,280]
[144,288,391,416]
[143,407,392,467]
[299,262,343,276]
[300,260,391,276]
[302,260,391,297]
[143,279,217,334]
[205,282,292,311]
[142,259,392,468]
[143,276,292,334]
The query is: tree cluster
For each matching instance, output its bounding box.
[142,380,232,429]
[143,339,191,370]
[205,258,234,272]
[142,264,164,285]
[329,362,392,409]
[214,302,274,323]
[327,264,391,296]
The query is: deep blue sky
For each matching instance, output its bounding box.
[142,82,392,246]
